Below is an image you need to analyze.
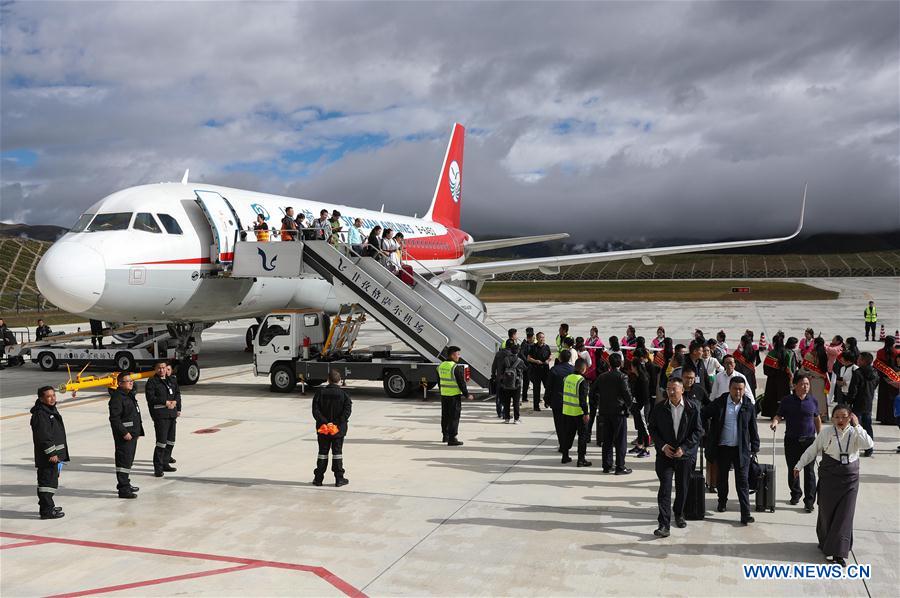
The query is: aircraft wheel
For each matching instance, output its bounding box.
[37,352,58,371]
[270,363,296,393]
[177,360,200,385]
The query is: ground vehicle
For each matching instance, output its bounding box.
[252,306,465,397]
[7,324,201,384]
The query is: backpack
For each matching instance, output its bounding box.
[500,355,520,390]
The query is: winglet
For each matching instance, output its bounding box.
[793,182,807,237]
[181,169,190,184]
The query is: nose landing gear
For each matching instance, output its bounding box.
[166,322,202,386]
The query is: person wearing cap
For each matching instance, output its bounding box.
[439,346,474,446]
[31,386,70,519]
[518,327,536,406]
[109,372,144,498]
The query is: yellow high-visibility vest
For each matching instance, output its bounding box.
[439,361,460,396]
[562,374,585,416]
[865,306,877,322]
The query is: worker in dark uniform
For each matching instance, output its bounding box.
[527,332,552,411]
[518,327,535,407]
[145,362,177,477]
[312,369,353,487]
[31,386,69,519]
[35,319,52,341]
[281,207,298,241]
[108,372,143,498]
[164,362,181,464]
[560,359,591,466]
[89,319,104,349]
[439,346,473,446]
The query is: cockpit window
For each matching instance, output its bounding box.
[157,213,183,235]
[86,213,132,232]
[69,213,95,233]
[133,213,162,233]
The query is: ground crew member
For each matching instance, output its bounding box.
[556,323,569,355]
[89,319,104,349]
[864,301,877,341]
[109,372,143,498]
[439,346,473,446]
[312,369,352,487]
[527,332,552,410]
[31,386,69,519]
[560,359,591,466]
[145,362,177,477]
[164,362,182,464]
[35,319,52,341]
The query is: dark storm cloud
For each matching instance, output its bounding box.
[1,1,897,241]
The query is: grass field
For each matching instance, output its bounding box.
[480,280,839,302]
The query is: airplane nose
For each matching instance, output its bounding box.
[36,242,106,314]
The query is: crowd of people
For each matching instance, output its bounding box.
[251,206,407,273]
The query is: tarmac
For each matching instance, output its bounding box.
[1,277,898,597]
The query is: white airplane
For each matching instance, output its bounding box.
[35,123,805,381]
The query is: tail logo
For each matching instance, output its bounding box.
[258,247,277,271]
[448,160,461,203]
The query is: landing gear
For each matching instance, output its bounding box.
[383,369,413,398]
[167,322,201,385]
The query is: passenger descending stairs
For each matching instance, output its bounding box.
[236,240,502,386]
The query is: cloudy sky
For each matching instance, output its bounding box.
[1,1,898,242]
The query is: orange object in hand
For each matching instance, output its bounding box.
[327,423,339,435]
[317,424,329,435]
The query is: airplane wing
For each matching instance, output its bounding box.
[452,184,806,277]
[464,233,569,256]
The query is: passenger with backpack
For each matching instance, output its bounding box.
[492,339,527,424]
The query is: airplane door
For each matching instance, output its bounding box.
[194,190,244,266]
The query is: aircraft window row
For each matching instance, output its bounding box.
[69,212,184,235]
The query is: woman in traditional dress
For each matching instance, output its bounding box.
[762,332,792,418]
[803,336,830,420]
[874,336,899,425]
[794,404,873,567]
[733,334,759,396]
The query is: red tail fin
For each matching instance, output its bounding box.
[424,123,464,228]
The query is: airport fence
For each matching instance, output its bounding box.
[0,292,59,313]
[491,251,900,281]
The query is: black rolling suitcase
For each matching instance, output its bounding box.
[684,447,706,520]
[755,429,776,513]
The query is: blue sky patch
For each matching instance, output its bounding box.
[1,148,38,167]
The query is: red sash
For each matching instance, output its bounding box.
[763,354,780,370]
[653,351,666,367]
[873,358,900,384]
[801,359,832,394]
[733,349,755,372]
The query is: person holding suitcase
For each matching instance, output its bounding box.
[648,377,704,537]
[702,377,760,525]
[770,373,821,512]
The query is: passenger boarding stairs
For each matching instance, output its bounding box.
[232,240,502,386]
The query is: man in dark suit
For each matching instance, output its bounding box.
[701,377,760,525]
[648,377,703,537]
[592,353,634,474]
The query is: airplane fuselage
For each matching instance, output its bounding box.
[36,182,473,323]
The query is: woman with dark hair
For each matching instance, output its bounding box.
[620,325,637,348]
[799,328,816,356]
[762,332,792,418]
[628,350,651,458]
[607,335,621,358]
[365,226,382,258]
[656,337,674,401]
[733,334,759,397]
[803,337,831,420]
[794,404,873,567]
[844,337,860,365]
[651,326,666,349]
[874,336,899,425]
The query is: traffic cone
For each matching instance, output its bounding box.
[759,332,768,350]
[879,325,885,341]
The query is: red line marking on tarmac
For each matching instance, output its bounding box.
[45,563,262,598]
[0,532,366,597]
[0,539,52,550]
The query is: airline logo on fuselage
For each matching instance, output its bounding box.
[448,161,460,203]
[251,203,270,221]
